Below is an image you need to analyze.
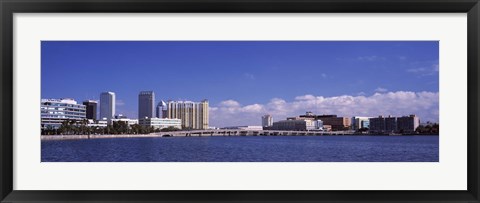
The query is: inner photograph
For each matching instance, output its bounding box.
[40,41,439,162]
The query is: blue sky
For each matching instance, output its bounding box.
[42,41,439,126]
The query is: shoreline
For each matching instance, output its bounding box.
[41,133,439,140]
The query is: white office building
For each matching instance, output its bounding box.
[41,98,86,129]
[270,119,323,131]
[262,114,273,127]
[156,100,168,118]
[100,92,115,120]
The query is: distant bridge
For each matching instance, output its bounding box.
[40,130,358,140]
[152,129,356,137]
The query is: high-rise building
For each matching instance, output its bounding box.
[83,100,97,120]
[369,115,420,134]
[41,98,86,129]
[369,116,386,133]
[167,100,209,129]
[100,92,115,120]
[397,115,420,133]
[262,114,273,127]
[156,100,168,118]
[138,91,155,119]
[385,116,397,133]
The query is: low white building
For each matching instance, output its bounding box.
[109,118,139,126]
[139,117,182,130]
[270,119,323,131]
[87,119,108,128]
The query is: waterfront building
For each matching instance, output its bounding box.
[156,100,168,118]
[110,118,139,126]
[139,117,182,130]
[138,91,155,119]
[397,115,420,133]
[262,114,273,127]
[314,120,324,131]
[385,116,397,133]
[167,100,209,130]
[361,120,370,129]
[270,119,322,131]
[41,98,86,129]
[82,100,97,120]
[100,92,115,120]
[351,116,371,130]
[369,115,420,134]
[323,124,332,132]
[299,113,350,131]
[369,116,386,133]
[222,126,264,131]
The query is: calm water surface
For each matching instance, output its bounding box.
[41,135,439,162]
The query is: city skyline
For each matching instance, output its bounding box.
[42,41,439,127]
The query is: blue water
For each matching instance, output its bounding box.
[41,135,439,162]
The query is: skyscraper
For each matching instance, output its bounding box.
[138,91,155,119]
[83,100,97,120]
[156,100,168,118]
[385,116,397,133]
[167,100,209,129]
[100,92,115,120]
[397,115,420,133]
[262,114,273,127]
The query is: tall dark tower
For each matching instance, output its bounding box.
[138,91,155,119]
[83,100,97,120]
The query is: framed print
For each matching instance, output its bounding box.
[1,0,479,202]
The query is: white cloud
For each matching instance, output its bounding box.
[209,91,439,127]
[375,87,388,92]
[407,67,427,73]
[407,63,439,76]
[357,55,385,61]
[321,73,327,78]
[295,95,316,100]
[243,73,255,80]
[242,104,264,113]
[219,100,240,107]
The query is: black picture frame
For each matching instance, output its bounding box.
[1,0,479,202]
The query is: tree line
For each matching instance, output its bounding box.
[415,123,439,134]
[41,119,181,135]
